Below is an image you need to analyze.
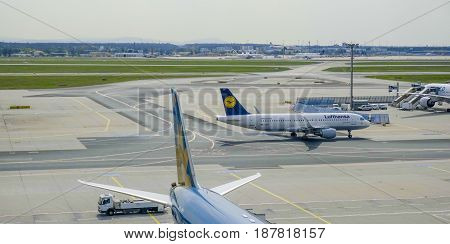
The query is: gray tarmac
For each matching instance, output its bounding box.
[0,61,449,224]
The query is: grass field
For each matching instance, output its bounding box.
[325,66,450,72]
[352,61,450,66]
[0,75,224,89]
[0,57,317,66]
[0,57,306,89]
[0,65,290,73]
[367,74,450,84]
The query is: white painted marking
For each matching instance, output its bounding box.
[0,158,32,162]
[0,210,97,218]
[378,204,397,207]
[269,209,450,220]
[79,139,97,141]
[431,214,450,223]
[240,195,450,205]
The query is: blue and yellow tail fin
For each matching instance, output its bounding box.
[220,88,250,116]
[171,89,199,188]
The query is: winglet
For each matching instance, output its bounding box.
[254,106,261,114]
[171,88,199,188]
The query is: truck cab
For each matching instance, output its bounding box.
[98,194,114,214]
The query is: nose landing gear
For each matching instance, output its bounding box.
[348,130,353,139]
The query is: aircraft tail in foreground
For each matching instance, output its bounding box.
[171,88,199,188]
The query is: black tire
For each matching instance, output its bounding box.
[348,134,353,139]
[107,209,114,216]
[290,132,297,137]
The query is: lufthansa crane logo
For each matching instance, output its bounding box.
[224,96,236,108]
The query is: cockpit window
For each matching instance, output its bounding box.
[360,117,365,121]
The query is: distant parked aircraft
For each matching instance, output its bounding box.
[411,84,450,109]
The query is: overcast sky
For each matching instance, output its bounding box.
[1,0,449,45]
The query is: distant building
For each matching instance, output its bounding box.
[89,52,111,57]
[33,50,46,57]
[215,46,233,53]
[199,48,210,53]
[114,52,144,58]
[241,45,254,52]
[50,52,68,57]
[11,53,32,57]
[175,51,191,56]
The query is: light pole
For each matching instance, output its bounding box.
[343,43,359,110]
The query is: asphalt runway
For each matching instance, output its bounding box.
[1,61,449,224]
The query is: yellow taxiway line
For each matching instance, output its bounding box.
[231,173,331,224]
[70,97,111,132]
[110,176,160,224]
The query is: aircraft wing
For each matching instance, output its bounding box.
[286,116,326,132]
[406,93,450,101]
[303,116,327,129]
[419,94,449,102]
[211,173,261,195]
[78,180,172,207]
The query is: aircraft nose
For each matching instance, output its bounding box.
[364,120,370,127]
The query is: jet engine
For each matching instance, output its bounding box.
[316,128,337,139]
[419,97,435,108]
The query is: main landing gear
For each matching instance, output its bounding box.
[290,132,297,137]
[347,130,353,139]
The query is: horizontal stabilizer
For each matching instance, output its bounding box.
[211,173,261,195]
[78,180,171,207]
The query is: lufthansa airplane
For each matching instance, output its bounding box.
[216,88,370,139]
[79,89,264,224]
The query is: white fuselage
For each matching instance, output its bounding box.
[417,84,450,108]
[426,84,450,97]
[216,113,370,132]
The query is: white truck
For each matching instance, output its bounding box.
[400,102,414,110]
[98,193,165,216]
